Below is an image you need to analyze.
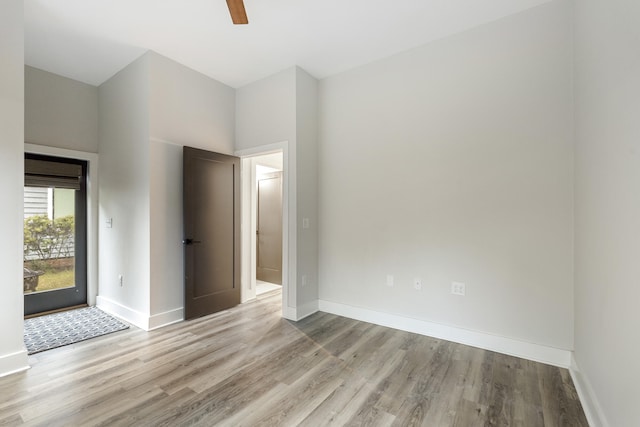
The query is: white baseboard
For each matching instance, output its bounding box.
[148,307,184,330]
[282,300,319,321]
[295,300,319,321]
[0,349,30,378]
[282,305,297,321]
[318,300,572,368]
[97,296,184,331]
[570,355,608,427]
[97,295,150,330]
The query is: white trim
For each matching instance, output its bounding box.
[149,136,184,147]
[235,141,288,158]
[294,300,319,321]
[282,306,297,320]
[97,296,183,332]
[239,157,258,303]
[318,300,572,368]
[148,308,184,331]
[24,143,99,307]
[97,295,149,330]
[570,355,608,427]
[0,350,29,378]
[236,141,296,321]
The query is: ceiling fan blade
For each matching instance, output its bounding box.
[226,0,248,25]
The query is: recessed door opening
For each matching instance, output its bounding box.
[24,153,88,316]
[256,161,283,295]
[239,148,286,305]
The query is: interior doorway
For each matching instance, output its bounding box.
[239,149,286,303]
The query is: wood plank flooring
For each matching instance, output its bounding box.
[0,290,588,426]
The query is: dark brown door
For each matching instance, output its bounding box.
[257,172,283,285]
[183,147,240,320]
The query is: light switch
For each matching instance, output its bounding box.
[106,218,113,228]
[303,218,310,229]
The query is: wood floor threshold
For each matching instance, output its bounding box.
[2,291,588,426]
[24,303,89,319]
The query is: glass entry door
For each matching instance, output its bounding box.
[23,154,87,315]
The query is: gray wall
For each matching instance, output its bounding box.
[318,1,574,350]
[573,0,640,425]
[0,0,28,376]
[25,66,98,153]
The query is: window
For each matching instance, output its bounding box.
[23,154,88,315]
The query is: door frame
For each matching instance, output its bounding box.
[24,143,99,307]
[236,141,295,320]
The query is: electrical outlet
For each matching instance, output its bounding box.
[451,281,465,296]
[386,275,394,287]
[414,278,422,291]
[119,274,124,287]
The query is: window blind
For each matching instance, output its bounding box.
[24,158,83,190]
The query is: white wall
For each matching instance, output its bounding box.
[573,0,640,426]
[0,0,29,376]
[255,153,283,171]
[236,67,320,319]
[295,69,319,308]
[148,52,235,327]
[24,68,100,308]
[149,52,235,154]
[236,68,296,152]
[25,66,98,153]
[99,51,236,329]
[236,68,298,316]
[97,54,152,326]
[149,140,184,325]
[318,1,574,351]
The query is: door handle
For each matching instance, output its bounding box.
[182,238,202,245]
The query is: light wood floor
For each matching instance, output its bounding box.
[256,280,281,296]
[0,290,588,426]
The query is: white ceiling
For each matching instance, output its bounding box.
[24,0,552,88]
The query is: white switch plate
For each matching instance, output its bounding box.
[302,275,307,286]
[451,281,466,296]
[106,218,113,228]
[414,278,422,291]
[303,218,310,229]
[386,275,394,287]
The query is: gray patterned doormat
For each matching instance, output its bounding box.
[24,306,129,354]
